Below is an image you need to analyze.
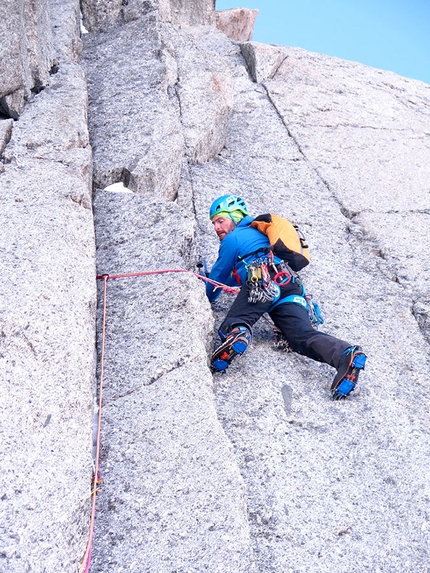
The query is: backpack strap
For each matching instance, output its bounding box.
[236,247,272,263]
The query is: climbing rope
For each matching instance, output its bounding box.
[79,268,237,571]
[95,268,240,295]
[79,275,107,573]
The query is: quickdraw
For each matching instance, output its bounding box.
[246,260,279,303]
[245,252,291,304]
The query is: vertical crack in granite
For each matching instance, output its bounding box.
[82,12,185,198]
[261,82,344,223]
[262,81,430,335]
[412,297,430,346]
[84,8,255,571]
[91,190,255,572]
[263,84,340,202]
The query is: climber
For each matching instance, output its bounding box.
[206,194,367,399]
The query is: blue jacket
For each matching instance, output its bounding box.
[206,216,275,302]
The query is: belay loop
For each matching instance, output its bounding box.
[273,270,292,286]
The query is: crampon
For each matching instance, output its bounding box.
[211,326,251,372]
[331,346,367,399]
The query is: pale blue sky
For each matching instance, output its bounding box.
[216,0,430,85]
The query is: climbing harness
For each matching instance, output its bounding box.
[268,279,324,326]
[244,251,285,304]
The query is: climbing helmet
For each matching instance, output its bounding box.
[209,195,249,220]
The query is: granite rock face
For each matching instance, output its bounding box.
[167,26,234,164]
[240,41,287,83]
[215,8,259,42]
[192,41,430,573]
[92,191,254,572]
[1,1,430,572]
[81,0,214,32]
[82,12,185,197]
[0,119,13,172]
[0,0,53,118]
[80,0,160,32]
[82,11,234,195]
[50,0,84,62]
[169,0,214,26]
[0,1,95,571]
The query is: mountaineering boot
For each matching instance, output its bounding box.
[331,345,367,399]
[211,326,252,372]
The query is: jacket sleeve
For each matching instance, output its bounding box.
[206,234,240,302]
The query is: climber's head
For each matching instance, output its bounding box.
[209,195,249,240]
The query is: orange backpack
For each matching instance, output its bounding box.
[251,214,310,271]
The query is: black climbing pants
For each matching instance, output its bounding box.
[219,281,351,369]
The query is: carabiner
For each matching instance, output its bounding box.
[273,270,292,286]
